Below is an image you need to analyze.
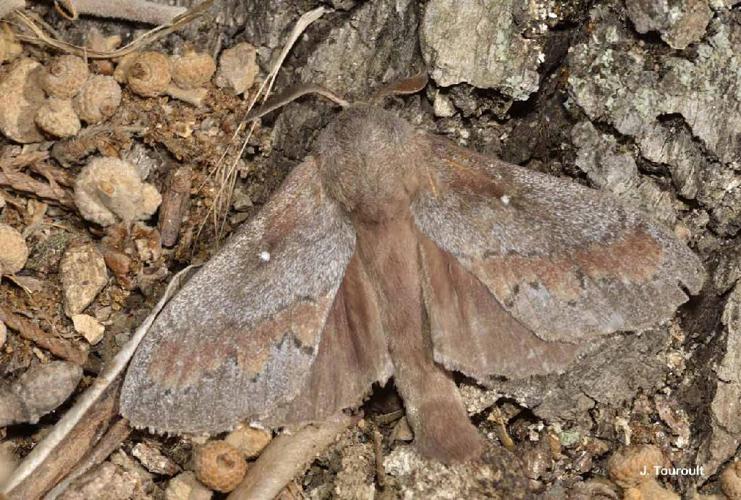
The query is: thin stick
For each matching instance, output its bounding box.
[372,427,385,489]
[0,307,87,365]
[244,84,349,122]
[262,7,326,104]
[0,266,196,495]
[218,6,327,236]
[6,0,212,59]
[43,418,131,500]
[227,413,354,500]
[0,169,74,207]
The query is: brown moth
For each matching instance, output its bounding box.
[120,101,704,463]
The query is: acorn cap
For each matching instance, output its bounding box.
[126,51,172,97]
[113,52,139,84]
[74,75,122,124]
[170,50,216,90]
[193,440,247,493]
[41,55,90,99]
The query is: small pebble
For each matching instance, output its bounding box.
[433,92,456,118]
[225,425,272,459]
[71,313,105,345]
[0,223,29,276]
[215,43,258,95]
[521,442,552,480]
[60,243,108,317]
[132,442,180,476]
[58,462,147,500]
[0,360,83,426]
[0,58,46,143]
[165,471,212,500]
[391,417,414,442]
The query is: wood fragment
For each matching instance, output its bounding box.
[227,413,354,500]
[374,409,403,425]
[0,307,87,365]
[488,408,516,451]
[4,384,120,500]
[165,85,208,107]
[274,481,304,500]
[44,418,131,499]
[158,166,192,247]
[0,151,48,169]
[0,170,74,208]
[29,161,74,188]
[372,426,386,489]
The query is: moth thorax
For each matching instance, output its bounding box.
[318,105,422,222]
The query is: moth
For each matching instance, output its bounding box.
[120,89,704,463]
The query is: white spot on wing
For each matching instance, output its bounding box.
[259,251,271,262]
[500,195,511,205]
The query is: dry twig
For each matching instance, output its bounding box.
[227,413,355,500]
[0,306,87,365]
[158,166,192,247]
[1,152,74,207]
[0,169,74,207]
[4,0,212,59]
[372,426,386,488]
[44,417,132,499]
